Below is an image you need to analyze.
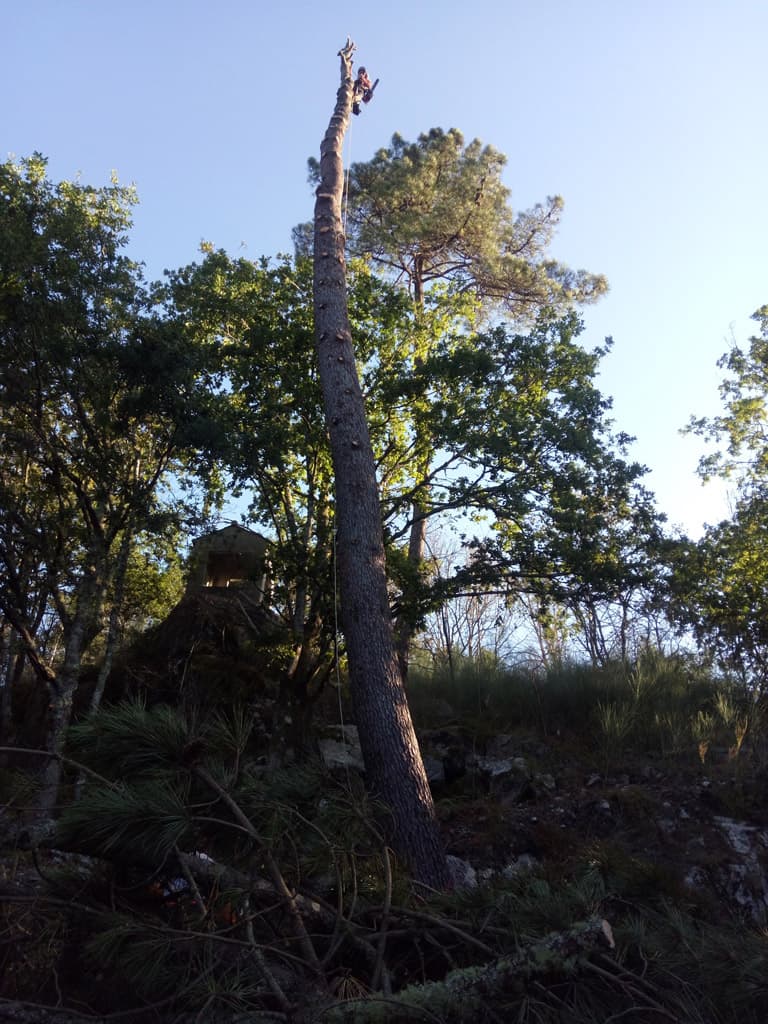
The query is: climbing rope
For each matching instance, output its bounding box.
[332,524,354,788]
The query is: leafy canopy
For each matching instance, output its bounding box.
[0,154,220,685]
[316,128,608,313]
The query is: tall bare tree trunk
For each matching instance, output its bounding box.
[312,40,449,889]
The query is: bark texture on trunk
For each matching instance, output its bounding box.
[312,40,450,889]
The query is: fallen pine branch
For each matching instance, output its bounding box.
[318,916,616,1022]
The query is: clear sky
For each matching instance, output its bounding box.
[5,0,766,537]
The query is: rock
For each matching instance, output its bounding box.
[442,746,467,783]
[471,755,529,779]
[581,798,616,837]
[685,866,708,892]
[422,754,445,787]
[467,754,532,799]
[419,729,466,783]
[474,756,516,779]
[485,733,518,758]
[447,854,478,890]
[713,816,768,924]
[534,772,556,792]
[318,737,365,772]
[318,724,365,771]
[419,728,459,747]
[502,853,540,879]
[322,723,360,744]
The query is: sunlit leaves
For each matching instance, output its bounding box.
[666,503,768,689]
[0,155,218,697]
[337,128,608,316]
[672,305,768,687]
[687,305,768,491]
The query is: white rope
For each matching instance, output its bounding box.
[333,525,342,692]
[332,524,353,787]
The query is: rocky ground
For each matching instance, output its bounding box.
[321,713,768,926]
[3,679,767,1022]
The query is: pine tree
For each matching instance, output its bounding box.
[311,41,450,889]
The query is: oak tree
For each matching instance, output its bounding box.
[671,305,768,690]
[0,156,215,813]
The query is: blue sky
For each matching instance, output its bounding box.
[5,0,766,536]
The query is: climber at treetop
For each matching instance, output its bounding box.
[352,65,378,115]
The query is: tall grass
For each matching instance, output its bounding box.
[408,649,767,767]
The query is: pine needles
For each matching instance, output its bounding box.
[9,694,764,1021]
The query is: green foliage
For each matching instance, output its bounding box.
[0,765,40,814]
[674,305,768,690]
[50,698,408,1015]
[20,670,768,1022]
[687,305,768,489]
[61,698,392,896]
[332,127,607,314]
[338,129,641,648]
[0,154,222,741]
[86,914,184,998]
[162,254,415,697]
[615,902,768,1021]
[61,702,196,857]
[119,531,186,632]
[667,504,768,689]
[169,247,660,669]
[67,700,192,778]
[321,859,768,1023]
[595,699,635,773]
[310,127,652,673]
[237,760,395,893]
[6,117,768,1024]
[434,315,665,655]
[408,649,758,767]
[59,780,193,860]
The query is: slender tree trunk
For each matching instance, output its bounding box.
[89,524,133,714]
[395,503,427,678]
[395,273,429,679]
[312,40,449,889]
[38,564,106,818]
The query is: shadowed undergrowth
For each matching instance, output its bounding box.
[2,653,768,1021]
